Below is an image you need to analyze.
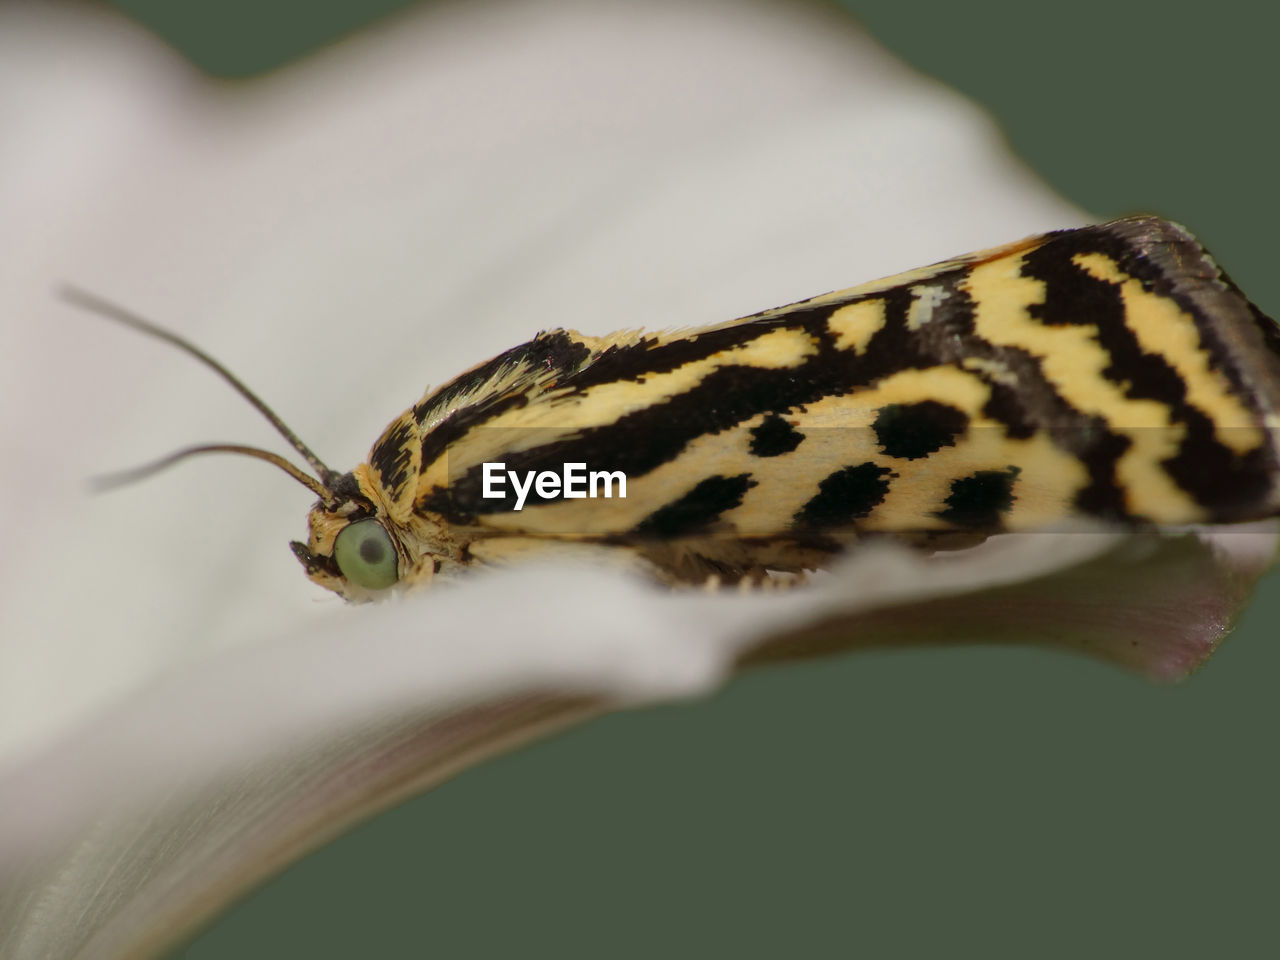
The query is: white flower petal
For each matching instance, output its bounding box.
[0,1,1272,958]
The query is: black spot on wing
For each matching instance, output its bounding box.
[936,466,1020,528]
[1070,430,1131,520]
[794,463,893,529]
[872,401,968,460]
[979,379,1039,441]
[1162,424,1274,521]
[633,474,756,538]
[749,414,805,457]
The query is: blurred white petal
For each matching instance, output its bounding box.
[0,1,1272,958]
[3,524,1274,958]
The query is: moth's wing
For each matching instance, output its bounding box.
[407,217,1280,556]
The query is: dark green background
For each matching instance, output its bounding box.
[97,1,1280,956]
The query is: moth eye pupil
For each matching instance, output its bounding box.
[359,537,386,564]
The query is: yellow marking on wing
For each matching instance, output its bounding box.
[990,432,1089,528]
[1073,252,1263,455]
[1115,424,1197,520]
[866,366,992,418]
[730,327,818,368]
[826,299,886,353]
[964,254,1201,521]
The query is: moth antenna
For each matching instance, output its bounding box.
[91,443,331,500]
[60,285,339,489]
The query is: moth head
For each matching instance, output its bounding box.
[64,286,418,603]
[292,404,446,599]
[291,507,398,603]
[290,463,438,602]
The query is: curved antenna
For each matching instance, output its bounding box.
[92,444,331,500]
[61,285,338,488]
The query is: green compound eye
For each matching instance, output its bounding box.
[333,519,399,590]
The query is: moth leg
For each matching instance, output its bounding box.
[765,570,808,591]
[735,569,808,593]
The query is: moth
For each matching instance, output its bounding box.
[74,216,1280,602]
